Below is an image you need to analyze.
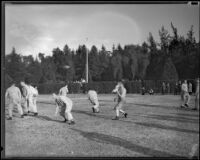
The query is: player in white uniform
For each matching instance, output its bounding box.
[53,93,75,125]
[27,84,38,116]
[20,81,29,115]
[112,81,128,120]
[88,90,100,113]
[5,82,24,120]
[193,78,199,110]
[59,85,69,96]
[180,80,190,108]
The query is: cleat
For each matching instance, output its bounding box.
[34,113,38,116]
[185,104,189,108]
[7,117,12,120]
[92,107,95,113]
[124,113,128,118]
[68,121,75,125]
[21,115,24,118]
[63,118,68,122]
[23,113,28,116]
[112,116,119,120]
[192,108,197,110]
[180,105,185,108]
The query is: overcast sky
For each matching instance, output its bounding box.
[5,3,199,57]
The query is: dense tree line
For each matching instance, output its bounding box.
[5,23,199,85]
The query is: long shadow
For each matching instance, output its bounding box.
[132,103,177,110]
[30,115,64,123]
[145,114,199,124]
[72,110,198,134]
[72,110,133,124]
[70,128,182,157]
[172,113,199,117]
[135,122,199,134]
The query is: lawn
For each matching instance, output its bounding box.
[5,94,199,157]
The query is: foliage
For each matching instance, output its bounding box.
[4,23,199,87]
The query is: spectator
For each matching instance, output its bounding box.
[188,82,193,95]
[180,80,190,108]
[141,86,146,95]
[174,82,178,95]
[178,80,182,94]
[166,82,170,94]
[192,78,199,110]
[149,89,154,95]
[162,82,166,95]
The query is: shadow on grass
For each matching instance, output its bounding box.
[72,110,133,124]
[132,103,177,110]
[70,128,182,157]
[172,113,199,117]
[135,122,199,134]
[73,110,198,134]
[31,115,64,123]
[145,114,199,124]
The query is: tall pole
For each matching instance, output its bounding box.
[86,48,88,83]
[85,37,88,83]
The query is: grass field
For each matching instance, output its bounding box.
[5,94,199,157]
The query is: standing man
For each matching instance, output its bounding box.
[192,78,199,110]
[53,93,75,125]
[5,81,24,120]
[174,82,178,95]
[166,82,170,94]
[178,80,182,95]
[32,85,39,114]
[162,82,166,95]
[88,90,100,113]
[112,81,128,120]
[59,84,69,96]
[26,83,38,116]
[188,82,193,95]
[20,81,29,116]
[180,80,190,108]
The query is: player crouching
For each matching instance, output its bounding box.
[88,90,100,113]
[112,80,128,120]
[52,93,75,125]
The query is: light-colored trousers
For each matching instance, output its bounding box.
[114,97,125,116]
[21,97,28,113]
[28,96,38,113]
[89,98,99,112]
[60,103,73,121]
[8,100,23,117]
[180,92,190,106]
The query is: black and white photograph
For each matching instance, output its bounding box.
[1,1,199,158]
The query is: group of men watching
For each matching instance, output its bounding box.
[5,80,38,120]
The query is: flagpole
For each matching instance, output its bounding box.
[86,38,88,83]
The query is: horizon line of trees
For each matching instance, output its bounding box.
[5,23,199,85]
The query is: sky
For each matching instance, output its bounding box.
[5,3,199,57]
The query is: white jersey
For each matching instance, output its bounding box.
[181,83,188,93]
[5,85,21,104]
[59,86,69,96]
[56,95,73,108]
[88,90,98,102]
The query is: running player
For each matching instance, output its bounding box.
[88,90,100,113]
[52,93,75,125]
[112,81,128,120]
